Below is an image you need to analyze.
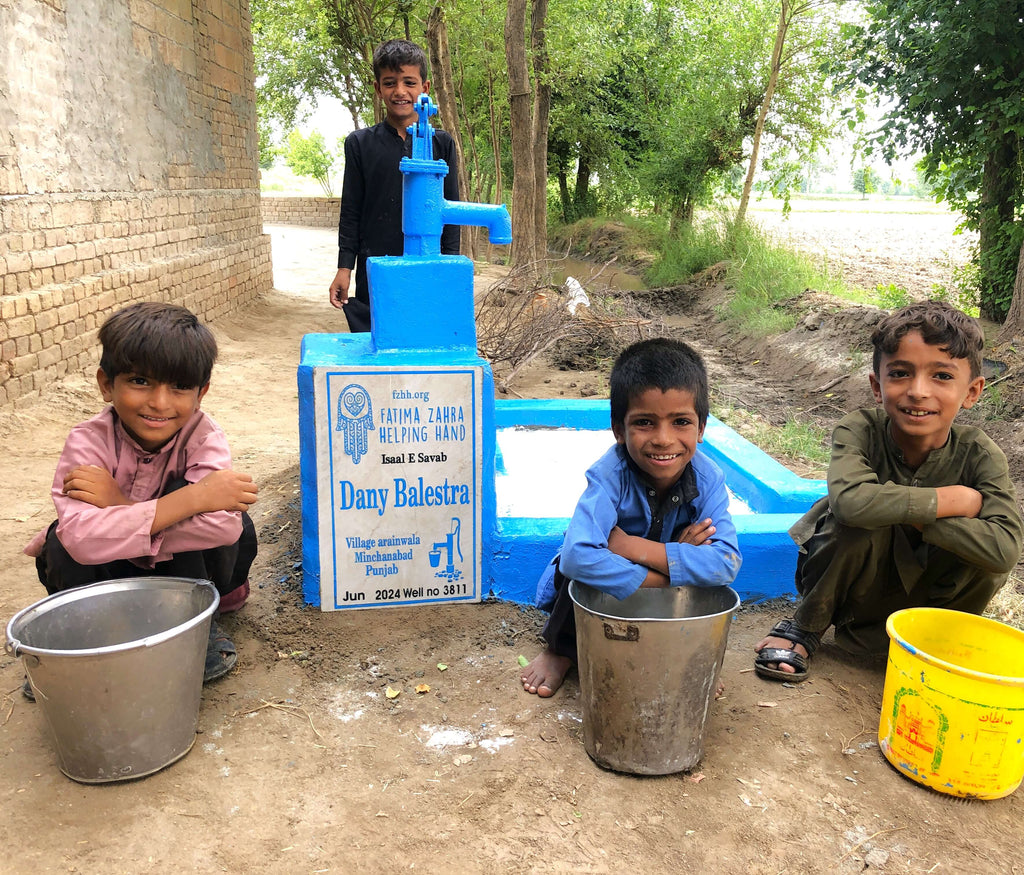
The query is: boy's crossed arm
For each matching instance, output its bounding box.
[63,464,258,535]
[607,518,717,588]
[932,484,983,521]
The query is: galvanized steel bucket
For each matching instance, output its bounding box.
[570,581,739,775]
[6,577,219,783]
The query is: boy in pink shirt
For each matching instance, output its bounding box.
[24,303,258,697]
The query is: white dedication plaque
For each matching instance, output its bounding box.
[314,366,483,609]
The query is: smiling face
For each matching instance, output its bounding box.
[612,387,705,497]
[869,330,984,466]
[98,369,208,452]
[374,64,428,131]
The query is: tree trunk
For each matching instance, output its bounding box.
[736,0,791,228]
[504,0,538,269]
[427,3,475,260]
[978,134,1017,321]
[558,169,571,223]
[485,63,504,264]
[454,51,483,201]
[573,151,590,216]
[486,65,504,207]
[997,233,1024,343]
[530,0,550,258]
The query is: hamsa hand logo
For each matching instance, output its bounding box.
[336,383,374,464]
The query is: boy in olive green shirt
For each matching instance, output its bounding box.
[755,301,1023,681]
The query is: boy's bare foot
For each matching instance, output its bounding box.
[521,648,572,697]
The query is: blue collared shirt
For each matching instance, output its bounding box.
[536,444,742,606]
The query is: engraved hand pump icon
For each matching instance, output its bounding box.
[429,517,462,581]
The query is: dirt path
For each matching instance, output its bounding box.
[0,222,1020,874]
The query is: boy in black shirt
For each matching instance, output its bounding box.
[328,39,460,331]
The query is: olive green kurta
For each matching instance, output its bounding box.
[789,408,1023,654]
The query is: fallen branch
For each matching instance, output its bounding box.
[234,698,323,740]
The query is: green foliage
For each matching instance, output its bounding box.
[727,220,843,333]
[644,218,733,286]
[872,282,910,309]
[711,403,830,475]
[975,382,1009,422]
[645,213,843,336]
[284,130,337,196]
[252,0,415,134]
[548,214,662,270]
[851,166,879,198]
[930,247,983,317]
[845,0,1024,321]
[258,116,278,170]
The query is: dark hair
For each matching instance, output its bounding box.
[871,300,984,379]
[373,39,429,82]
[610,338,709,428]
[98,302,217,388]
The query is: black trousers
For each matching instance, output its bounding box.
[35,513,257,597]
[541,563,579,660]
[34,478,257,598]
[342,258,372,333]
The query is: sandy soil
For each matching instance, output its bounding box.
[1,218,1022,874]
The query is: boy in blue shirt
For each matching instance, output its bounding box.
[521,338,743,697]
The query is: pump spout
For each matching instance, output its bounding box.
[442,200,512,246]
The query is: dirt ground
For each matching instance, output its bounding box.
[1,214,1023,874]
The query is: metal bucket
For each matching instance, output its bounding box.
[5,577,219,783]
[570,581,739,775]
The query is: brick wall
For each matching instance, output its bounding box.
[0,0,273,409]
[261,197,341,228]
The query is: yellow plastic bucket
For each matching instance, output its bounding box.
[878,607,1024,799]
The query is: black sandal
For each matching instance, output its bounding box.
[754,619,821,683]
[204,621,238,683]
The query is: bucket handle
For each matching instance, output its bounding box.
[603,621,639,642]
[5,638,39,667]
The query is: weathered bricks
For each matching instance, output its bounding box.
[1,0,273,408]
[261,197,342,228]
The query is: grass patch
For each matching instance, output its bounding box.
[548,215,661,271]
[712,402,830,477]
[644,219,733,285]
[645,214,844,336]
[724,222,844,334]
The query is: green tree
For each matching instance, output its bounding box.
[735,0,845,226]
[284,130,338,196]
[252,0,408,133]
[852,165,878,199]
[258,117,278,169]
[847,0,1024,322]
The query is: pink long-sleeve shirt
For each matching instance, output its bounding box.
[24,406,243,567]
